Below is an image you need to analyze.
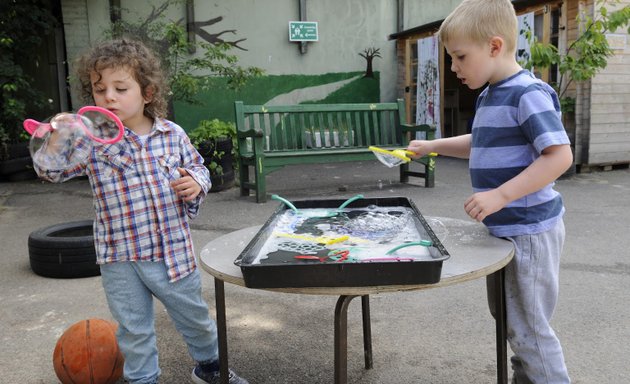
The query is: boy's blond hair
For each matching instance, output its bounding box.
[438,0,518,55]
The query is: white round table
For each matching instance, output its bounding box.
[200,217,514,384]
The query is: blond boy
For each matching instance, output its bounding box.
[407,0,573,382]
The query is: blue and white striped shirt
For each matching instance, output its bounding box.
[34,118,211,282]
[470,70,570,237]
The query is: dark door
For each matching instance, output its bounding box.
[22,0,69,120]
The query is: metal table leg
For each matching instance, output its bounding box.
[493,268,508,383]
[214,278,229,384]
[334,295,355,384]
[334,295,373,384]
[361,295,373,369]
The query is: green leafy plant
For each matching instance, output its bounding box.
[0,0,57,158]
[189,119,237,176]
[521,0,630,112]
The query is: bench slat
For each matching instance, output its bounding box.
[354,111,363,146]
[344,111,353,145]
[388,110,396,144]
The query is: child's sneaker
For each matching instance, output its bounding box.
[191,364,249,384]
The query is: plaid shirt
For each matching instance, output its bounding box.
[34,118,211,282]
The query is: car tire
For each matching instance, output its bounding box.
[28,220,100,278]
[7,168,37,182]
[0,156,32,176]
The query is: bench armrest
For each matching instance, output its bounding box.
[237,128,264,138]
[401,123,436,140]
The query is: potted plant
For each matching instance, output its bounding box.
[189,119,237,192]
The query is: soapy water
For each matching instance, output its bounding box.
[253,205,435,264]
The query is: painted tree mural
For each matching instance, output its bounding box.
[359,47,381,78]
[107,0,262,112]
[111,1,247,49]
[188,16,247,50]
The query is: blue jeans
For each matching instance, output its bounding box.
[100,262,219,384]
[488,219,570,384]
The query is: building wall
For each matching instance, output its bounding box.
[567,0,630,167]
[61,0,400,104]
[61,0,110,108]
[586,0,630,166]
[403,0,462,31]
[59,0,408,128]
[211,1,396,79]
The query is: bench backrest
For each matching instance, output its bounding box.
[234,100,407,153]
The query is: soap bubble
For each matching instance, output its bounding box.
[29,113,92,171]
[80,108,123,142]
[26,107,124,173]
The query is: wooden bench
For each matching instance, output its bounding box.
[234,99,436,203]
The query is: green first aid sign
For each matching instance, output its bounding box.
[289,21,318,42]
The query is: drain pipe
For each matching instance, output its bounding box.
[397,0,404,32]
[299,0,307,54]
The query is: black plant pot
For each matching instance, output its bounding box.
[210,169,235,192]
[199,138,235,192]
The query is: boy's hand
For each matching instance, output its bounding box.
[170,168,202,202]
[406,140,433,159]
[464,189,508,222]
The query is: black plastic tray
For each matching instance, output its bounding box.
[234,196,450,288]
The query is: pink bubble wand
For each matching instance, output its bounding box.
[23,106,124,144]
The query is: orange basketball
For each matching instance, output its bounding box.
[53,318,124,384]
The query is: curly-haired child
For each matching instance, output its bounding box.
[35,38,248,384]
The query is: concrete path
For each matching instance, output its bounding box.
[0,157,628,383]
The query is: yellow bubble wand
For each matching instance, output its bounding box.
[368,146,437,168]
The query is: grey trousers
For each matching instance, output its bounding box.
[487,220,570,384]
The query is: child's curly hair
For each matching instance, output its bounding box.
[75,39,169,119]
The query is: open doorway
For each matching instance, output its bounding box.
[441,51,481,138]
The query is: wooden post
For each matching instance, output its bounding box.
[540,6,551,82]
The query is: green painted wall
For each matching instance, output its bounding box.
[174,72,380,132]
[62,0,394,111]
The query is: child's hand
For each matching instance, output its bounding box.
[406,140,433,159]
[170,168,202,202]
[464,189,508,222]
[45,130,65,152]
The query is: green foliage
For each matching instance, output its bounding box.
[189,119,237,176]
[189,119,236,146]
[522,0,630,109]
[173,72,376,130]
[106,0,263,107]
[0,0,57,154]
[560,96,576,115]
